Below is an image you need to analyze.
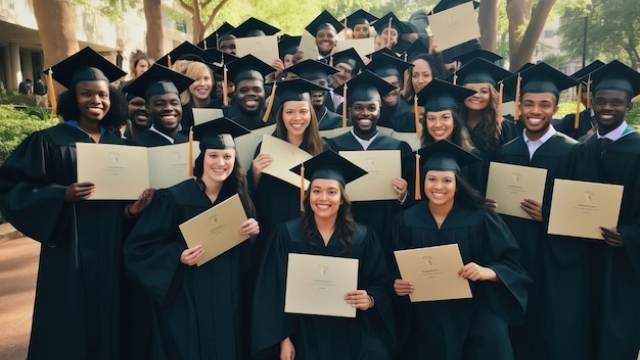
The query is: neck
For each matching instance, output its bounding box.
[78,118,101,134]
[155,123,179,138]
[201,176,223,202]
[428,199,454,218]
[314,214,336,243]
[598,120,624,136]
[525,125,549,141]
[130,122,147,137]
[192,97,210,108]
[465,109,483,129]
[287,133,304,147]
[354,127,376,141]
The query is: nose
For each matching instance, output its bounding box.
[90,93,101,103]
[217,156,225,165]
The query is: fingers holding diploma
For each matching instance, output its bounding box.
[65,182,96,202]
[344,290,371,311]
[458,262,497,282]
[394,279,413,297]
[600,226,623,247]
[239,218,260,237]
[181,245,204,266]
[520,198,542,222]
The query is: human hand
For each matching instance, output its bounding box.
[485,198,498,212]
[429,36,439,55]
[293,51,304,64]
[458,262,497,282]
[280,337,295,360]
[65,182,96,202]
[600,227,623,247]
[180,245,204,266]
[127,188,155,216]
[251,153,273,183]
[344,290,371,311]
[394,279,413,296]
[520,199,542,222]
[239,218,260,236]
[391,177,408,201]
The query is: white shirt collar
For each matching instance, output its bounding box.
[350,129,379,150]
[596,121,628,141]
[149,125,175,144]
[523,125,556,160]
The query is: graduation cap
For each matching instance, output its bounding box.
[290,150,368,210]
[204,47,239,65]
[226,54,275,84]
[286,59,339,81]
[232,17,280,38]
[450,58,511,86]
[278,35,301,60]
[365,53,413,79]
[571,60,605,83]
[518,62,577,99]
[341,9,378,30]
[405,39,431,62]
[156,41,217,68]
[44,46,126,90]
[333,70,396,127]
[566,60,605,118]
[452,49,503,66]
[416,78,477,113]
[404,139,481,200]
[122,64,194,102]
[590,60,640,99]
[305,10,344,36]
[431,0,480,14]
[273,78,330,104]
[198,22,236,50]
[366,47,400,61]
[328,47,365,73]
[372,12,415,37]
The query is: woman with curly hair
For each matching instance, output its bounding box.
[130,50,151,79]
[252,150,395,360]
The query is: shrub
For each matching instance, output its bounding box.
[0,91,37,106]
[0,105,57,163]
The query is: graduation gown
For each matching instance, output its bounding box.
[497,133,589,360]
[0,123,129,360]
[552,109,594,141]
[325,131,413,256]
[317,106,343,130]
[128,128,188,147]
[251,219,395,360]
[378,100,416,133]
[124,179,252,360]
[570,130,640,360]
[390,202,530,360]
[224,103,277,130]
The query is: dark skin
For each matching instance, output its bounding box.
[128,96,150,136]
[147,93,182,138]
[350,100,380,140]
[235,79,265,116]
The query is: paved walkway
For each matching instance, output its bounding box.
[0,237,39,360]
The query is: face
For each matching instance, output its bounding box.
[332,63,353,88]
[202,149,235,183]
[351,100,380,135]
[148,93,182,131]
[189,68,213,101]
[309,178,343,220]
[411,59,433,94]
[316,29,337,56]
[127,96,149,128]
[464,83,490,111]
[519,93,558,136]
[579,84,589,107]
[219,39,236,55]
[424,170,456,207]
[234,79,265,113]
[135,60,149,77]
[282,101,312,137]
[75,80,111,123]
[380,27,399,48]
[310,77,329,108]
[426,110,455,141]
[283,54,294,69]
[374,35,384,51]
[593,89,632,132]
[381,75,401,107]
[352,24,370,39]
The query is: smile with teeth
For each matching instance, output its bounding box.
[315,203,330,210]
[526,117,544,125]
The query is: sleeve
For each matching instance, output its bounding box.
[481,210,532,325]
[0,131,72,246]
[246,141,262,197]
[123,190,188,304]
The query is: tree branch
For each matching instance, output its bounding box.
[204,0,233,31]
[177,0,194,13]
[511,0,556,70]
[202,0,214,7]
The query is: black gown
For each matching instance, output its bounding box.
[317,106,343,130]
[124,179,252,360]
[570,130,640,360]
[378,100,415,133]
[224,103,277,130]
[390,202,530,360]
[552,109,594,141]
[251,219,395,360]
[128,128,188,147]
[0,123,129,360]
[325,131,413,257]
[496,133,589,360]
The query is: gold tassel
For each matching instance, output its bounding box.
[386,17,393,48]
[300,164,305,212]
[188,126,194,176]
[343,18,349,39]
[167,54,172,69]
[514,74,521,121]
[586,75,592,109]
[216,34,220,50]
[46,68,57,115]
[262,82,277,122]
[222,65,229,106]
[496,82,504,121]
[574,82,582,129]
[342,83,348,128]
[414,95,421,138]
[414,153,421,201]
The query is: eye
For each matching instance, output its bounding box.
[329,190,338,195]
[224,154,233,160]
[312,189,320,194]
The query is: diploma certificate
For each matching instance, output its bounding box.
[427,2,480,51]
[339,150,400,201]
[486,162,548,219]
[260,134,312,188]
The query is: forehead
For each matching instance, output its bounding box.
[149,92,180,102]
[426,170,456,178]
[594,88,629,100]
[75,80,109,90]
[236,79,264,88]
[352,100,379,107]
[311,178,342,189]
[412,59,432,71]
[205,148,235,155]
[353,24,369,30]
[521,92,557,102]
[316,28,336,36]
[427,109,453,117]
[128,96,145,104]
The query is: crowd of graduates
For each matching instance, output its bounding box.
[1,1,640,359]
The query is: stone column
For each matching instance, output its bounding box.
[21,50,34,82]
[3,47,12,90]
[9,43,21,90]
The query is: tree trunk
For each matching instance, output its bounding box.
[32,0,79,96]
[510,0,557,70]
[478,0,500,51]
[144,0,164,60]
[506,0,532,70]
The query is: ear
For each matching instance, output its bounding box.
[626,101,634,112]
[552,104,559,116]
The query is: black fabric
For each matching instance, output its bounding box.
[127,129,188,147]
[552,109,595,141]
[223,103,278,130]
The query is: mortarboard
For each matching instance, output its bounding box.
[450,58,511,86]
[45,46,126,90]
[122,64,194,102]
[189,116,250,150]
[156,41,217,68]
[273,77,330,104]
[341,9,378,29]
[225,54,275,84]
[452,49,503,66]
[567,60,605,121]
[305,10,345,36]
[431,0,480,14]
[590,60,640,98]
[571,60,605,84]
[365,53,413,79]
[517,62,577,99]
[372,12,414,37]
[232,17,280,38]
[327,47,365,72]
[416,78,477,112]
[334,70,397,106]
[197,22,236,50]
[287,59,339,81]
[278,35,302,60]
[405,39,431,62]
[366,47,400,61]
[204,48,239,65]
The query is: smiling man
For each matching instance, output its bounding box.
[495,62,585,360]
[324,48,364,113]
[305,10,344,59]
[123,64,195,146]
[121,94,150,140]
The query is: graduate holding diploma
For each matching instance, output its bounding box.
[251,150,395,360]
[124,117,260,360]
[390,140,530,360]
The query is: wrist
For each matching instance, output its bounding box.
[368,295,375,309]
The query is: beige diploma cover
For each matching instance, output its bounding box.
[298,31,320,60]
[394,244,472,302]
[77,142,199,200]
[319,126,352,139]
[285,253,359,318]
[234,35,280,66]
[234,124,276,171]
[336,39,373,61]
[339,150,400,201]
[179,193,249,266]
[486,162,548,219]
[427,2,481,51]
[547,179,623,240]
[390,131,422,151]
[192,108,225,126]
[260,134,312,188]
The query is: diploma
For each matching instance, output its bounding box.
[234,35,280,66]
[285,253,359,318]
[234,124,276,171]
[427,2,480,51]
[339,150,400,201]
[192,108,225,126]
[394,244,472,302]
[260,134,312,188]
[147,142,200,189]
[319,126,353,139]
[298,31,320,60]
[486,162,548,219]
[376,126,394,136]
[547,179,623,240]
[390,130,422,151]
[336,39,373,61]
[178,193,249,266]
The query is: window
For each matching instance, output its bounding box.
[544,29,554,38]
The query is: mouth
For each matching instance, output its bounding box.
[430,192,447,200]
[211,168,228,175]
[468,99,483,104]
[243,99,259,108]
[430,129,448,138]
[87,107,104,116]
[319,41,333,49]
[315,203,331,211]
[525,117,544,126]
[160,113,178,123]
[289,123,306,131]
[599,113,615,121]
[195,87,210,96]
[356,118,372,128]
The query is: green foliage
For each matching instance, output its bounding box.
[72,0,140,22]
[0,106,57,164]
[0,92,37,107]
